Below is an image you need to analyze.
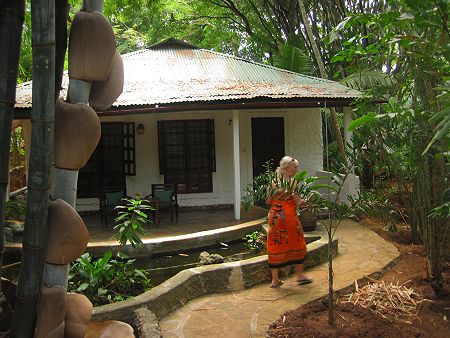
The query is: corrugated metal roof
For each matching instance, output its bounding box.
[15,40,361,109]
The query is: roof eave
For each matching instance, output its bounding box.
[13,97,358,119]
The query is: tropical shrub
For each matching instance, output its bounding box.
[5,196,26,221]
[68,251,151,306]
[242,161,275,209]
[242,231,266,252]
[340,189,402,233]
[242,162,328,210]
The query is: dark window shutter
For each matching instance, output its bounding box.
[123,122,136,176]
[157,121,166,174]
[157,119,215,193]
[100,123,125,190]
[208,119,216,172]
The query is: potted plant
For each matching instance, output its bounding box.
[298,205,318,231]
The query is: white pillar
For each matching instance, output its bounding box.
[342,106,359,194]
[343,106,353,149]
[233,110,241,220]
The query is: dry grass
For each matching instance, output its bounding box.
[343,279,423,324]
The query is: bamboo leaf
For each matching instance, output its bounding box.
[422,118,450,154]
[348,112,377,131]
[77,283,89,292]
[336,16,352,31]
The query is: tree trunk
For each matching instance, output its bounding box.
[428,151,446,288]
[298,0,346,160]
[0,0,25,281]
[9,1,55,336]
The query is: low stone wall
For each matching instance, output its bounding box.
[92,234,337,325]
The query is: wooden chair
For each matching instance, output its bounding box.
[147,184,178,222]
[99,185,127,227]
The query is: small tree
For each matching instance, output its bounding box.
[113,195,153,248]
[316,144,399,325]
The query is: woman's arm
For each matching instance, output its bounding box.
[265,185,273,205]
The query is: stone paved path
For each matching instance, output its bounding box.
[160,220,399,337]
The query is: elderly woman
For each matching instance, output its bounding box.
[265,156,312,288]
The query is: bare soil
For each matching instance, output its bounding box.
[268,218,450,338]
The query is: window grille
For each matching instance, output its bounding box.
[158,119,215,193]
[123,122,136,176]
[77,122,136,198]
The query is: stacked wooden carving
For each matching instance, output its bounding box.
[34,2,131,337]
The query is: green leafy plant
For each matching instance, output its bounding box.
[113,196,153,248]
[242,161,330,210]
[68,251,151,306]
[351,190,403,233]
[5,197,26,221]
[242,231,266,252]
[242,161,275,209]
[68,196,155,306]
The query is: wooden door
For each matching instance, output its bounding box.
[251,117,285,177]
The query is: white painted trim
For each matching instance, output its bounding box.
[343,106,354,173]
[343,106,353,148]
[233,110,241,220]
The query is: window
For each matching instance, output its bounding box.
[123,122,136,176]
[158,119,215,193]
[77,122,136,198]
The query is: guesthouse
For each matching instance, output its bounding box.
[14,38,360,219]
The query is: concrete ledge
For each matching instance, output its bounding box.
[87,218,267,258]
[4,218,267,259]
[92,230,337,324]
[131,307,162,338]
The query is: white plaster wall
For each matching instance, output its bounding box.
[285,108,323,176]
[239,107,323,190]
[100,110,234,207]
[98,107,323,207]
[316,170,361,204]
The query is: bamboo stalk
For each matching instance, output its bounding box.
[0,0,25,282]
[9,1,55,336]
[55,0,68,101]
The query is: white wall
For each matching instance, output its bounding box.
[98,107,323,207]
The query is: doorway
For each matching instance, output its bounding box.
[251,117,285,177]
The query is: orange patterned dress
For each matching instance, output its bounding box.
[267,197,307,268]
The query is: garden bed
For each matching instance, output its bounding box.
[267,217,450,338]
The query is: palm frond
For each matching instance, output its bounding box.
[341,69,395,90]
[274,44,311,75]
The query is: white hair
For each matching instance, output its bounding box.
[276,156,298,175]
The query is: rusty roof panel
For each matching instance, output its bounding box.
[15,43,361,109]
